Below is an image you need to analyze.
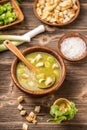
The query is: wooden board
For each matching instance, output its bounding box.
[0,0,87,130]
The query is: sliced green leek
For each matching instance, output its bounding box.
[0,41,22,52]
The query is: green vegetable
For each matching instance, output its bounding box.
[45,61,51,68]
[0,2,18,26]
[0,1,24,52]
[50,105,63,117]
[0,41,22,52]
[48,102,78,124]
[0,6,6,15]
[47,56,55,63]
[0,21,3,25]
[4,2,13,11]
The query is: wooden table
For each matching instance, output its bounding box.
[0,0,87,130]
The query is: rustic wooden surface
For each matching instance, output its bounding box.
[0,0,87,130]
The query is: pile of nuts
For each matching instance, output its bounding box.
[36,0,79,24]
[17,96,41,130]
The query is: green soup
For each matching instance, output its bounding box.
[16,52,61,92]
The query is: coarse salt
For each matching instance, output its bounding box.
[60,37,86,59]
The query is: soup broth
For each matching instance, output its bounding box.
[16,52,61,92]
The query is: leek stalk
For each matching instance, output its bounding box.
[0,41,23,52]
[0,25,45,52]
[0,35,30,42]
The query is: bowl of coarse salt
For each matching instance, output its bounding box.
[58,32,87,61]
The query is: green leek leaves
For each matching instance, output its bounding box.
[48,102,78,124]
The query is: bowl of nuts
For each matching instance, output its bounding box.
[33,0,80,26]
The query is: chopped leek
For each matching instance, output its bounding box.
[48,101,78,124]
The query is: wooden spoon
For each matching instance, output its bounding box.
[4,40,36,72]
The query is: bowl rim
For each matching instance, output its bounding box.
[54,98,70,105]
[33,0,80,26]
[0,0,24,30]
[58,32,87,61]
[11,46,66,96]
[53,98,71,110]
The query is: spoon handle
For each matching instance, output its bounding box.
[4,40,35,71]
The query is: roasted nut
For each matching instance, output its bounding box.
[32,119,37,124]
[40,5,44,9]
[59,12,64,18]
[56,5,61,11]
[73,4,78,10]
[37,3,40,8]
[36,8,42,16]
[29,112,36,119]
[54,9,59,13]
[38,0,45,5]
[54,0,61,3]
[69,13,75,18]
[34,106,41,113]
[45,2,49,7]
[26,116,33,122]
[72,0,77,4]
[50,18,57,23]
[17,96,24,103]
[17,104,23,111]
[59,0,73,11]
[22,123,28,130]
[68,9,75,18]
[26,112,36,123]
[63,10,68,15]
[47,4,57,12]
[57,17,63,23]
[36,0,79,24]
[63,16,70,23]
[41,11,50,19]
[46,16,52,22]
[20,110,27,116]
[49,0,54,5]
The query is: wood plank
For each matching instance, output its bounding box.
[0,122,87,130]
[0,0,87,130]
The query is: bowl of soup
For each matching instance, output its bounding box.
[11,46,66,96]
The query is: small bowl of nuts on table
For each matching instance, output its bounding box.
[33,0,80,26]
